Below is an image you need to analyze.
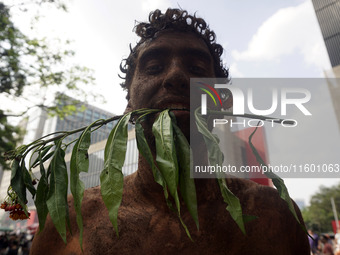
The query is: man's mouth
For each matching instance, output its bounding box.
[153,98,190,111]
[162,103,189,111]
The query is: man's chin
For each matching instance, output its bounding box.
[170,109,190,120]
[169,110,190,136]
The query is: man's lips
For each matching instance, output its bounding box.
[152,97,190,110]
[161,104,189,110]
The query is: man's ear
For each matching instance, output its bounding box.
[222,95,233,110]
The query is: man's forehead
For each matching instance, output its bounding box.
[136,30,213,61]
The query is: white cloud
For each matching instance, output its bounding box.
[232,0,331,71]
[229,63,245,78]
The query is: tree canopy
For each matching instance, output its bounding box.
[302,182,340,233]
[0,1,99,169]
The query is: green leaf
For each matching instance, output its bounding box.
[152,110,179,206]
[194,108,247,234]
[10,159,27,206]
[70,125,91,250]
[36,177,49,232]
[248,126,300,224]
[135,119,163,186]
[152,110,192,240]
[194,108,223,165]
[135,116,171,208]
[46,141,69,244]
[33,150,55,169]
[100,112,131,236]
[220,181,246,234]
[31,144,53,168]
[22,163,36,197]
[35,151,49,233]
[170,113,199,230]
[242,214,258,224]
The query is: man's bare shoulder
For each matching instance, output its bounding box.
[225,178,309,247]
[226,177,300,216]
[30,173,157,255]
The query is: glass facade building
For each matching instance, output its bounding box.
[65,133,138,192]
[51,97,117,153]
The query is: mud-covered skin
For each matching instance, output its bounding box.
[30,31,310,254]
[30,164,309,254]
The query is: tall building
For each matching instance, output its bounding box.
[64,129,138,191]
[312,0,340,68]
[43,96,117,153]
[312,0,340,129]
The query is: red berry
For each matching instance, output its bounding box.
[12,213,19,221]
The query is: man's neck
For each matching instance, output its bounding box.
[132,155,221,204]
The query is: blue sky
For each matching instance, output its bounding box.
[5,0,339,205]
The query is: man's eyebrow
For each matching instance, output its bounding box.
[139,48,169,63]
[139,47,212,63]
[183,48,213,63]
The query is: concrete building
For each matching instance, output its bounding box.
[312,0,340,129]
[64,128,138,191]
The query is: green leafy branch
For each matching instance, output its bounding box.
[2,107,301,250]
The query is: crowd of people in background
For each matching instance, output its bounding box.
[1,228,340,254]
[309,228,340,255]
[0,233,33,255]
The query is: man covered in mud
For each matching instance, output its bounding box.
[30,8,310,254]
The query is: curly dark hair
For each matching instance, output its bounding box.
[119,8,229,99]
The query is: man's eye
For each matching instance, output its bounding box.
[190,65,206,75]
[146,64,163,74]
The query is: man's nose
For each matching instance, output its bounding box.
[162,60,189,94]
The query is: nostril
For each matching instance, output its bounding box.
[164,81,187,90]
[162,68,189,91]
